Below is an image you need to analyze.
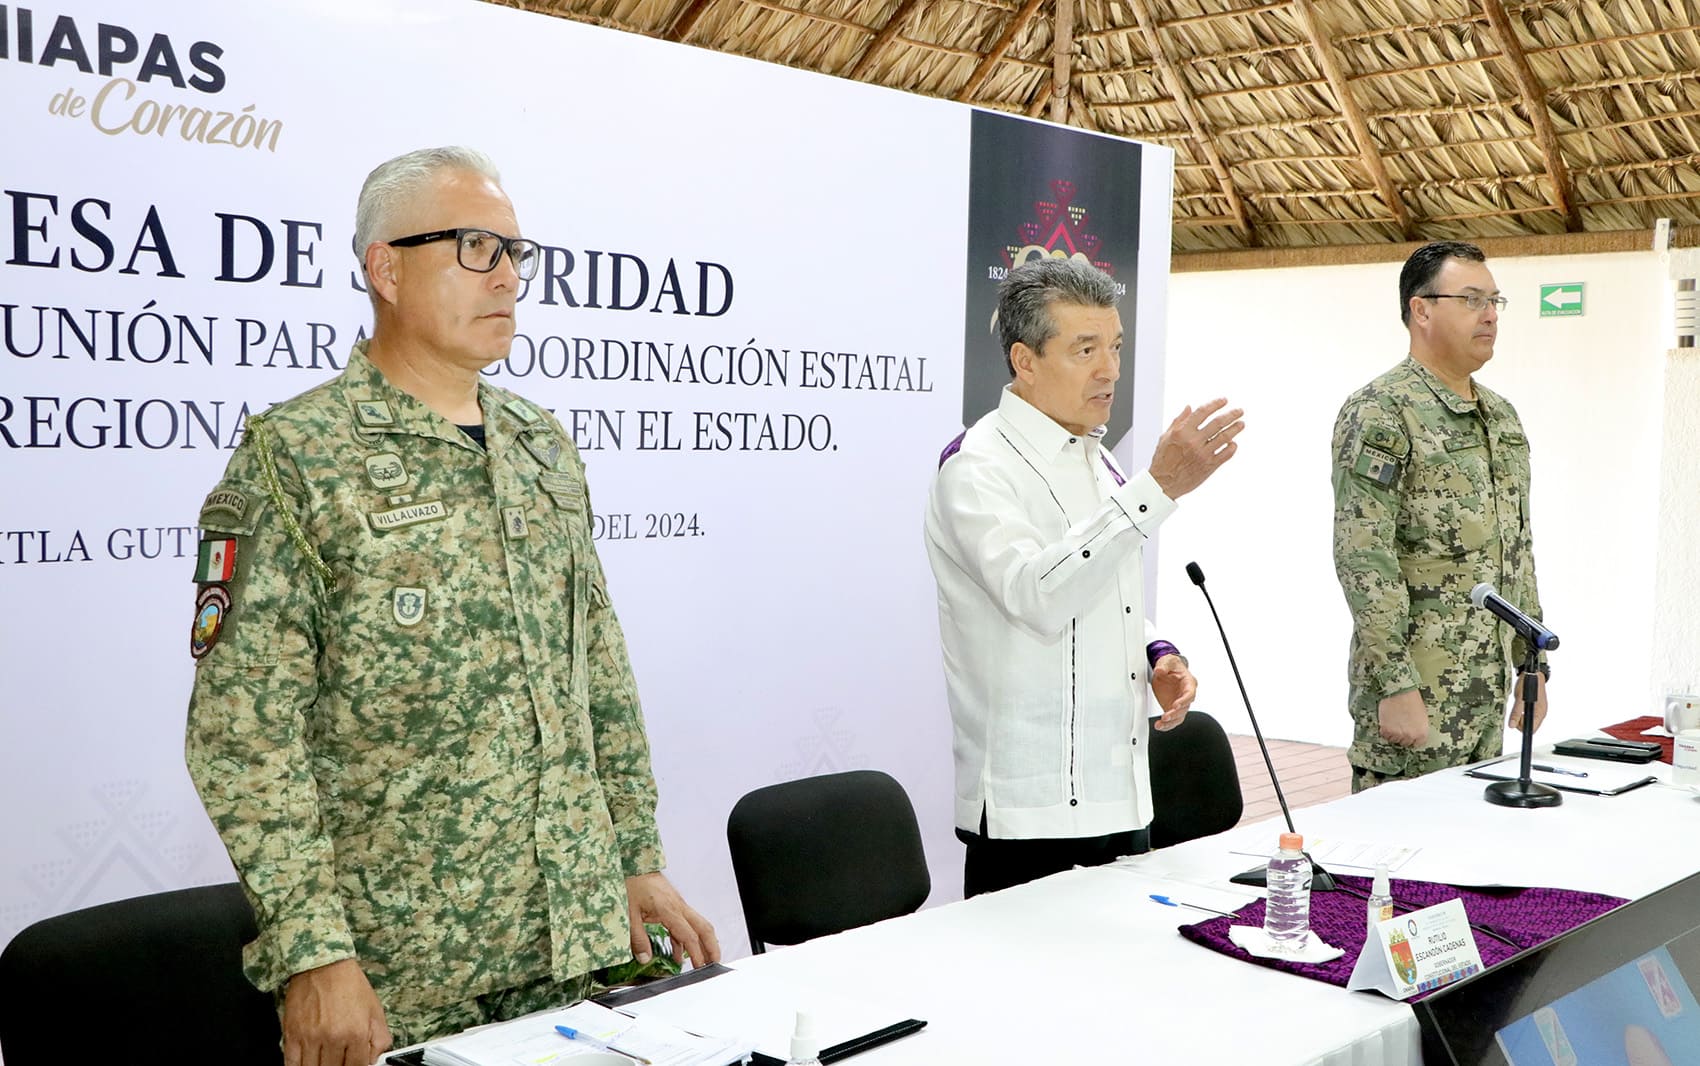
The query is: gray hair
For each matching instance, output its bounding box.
[996,258,1119,375]
[353,146,502,262]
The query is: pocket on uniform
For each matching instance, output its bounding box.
[326,548,461,690]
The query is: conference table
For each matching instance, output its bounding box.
[701,748,1700,1065]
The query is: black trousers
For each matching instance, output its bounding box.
[956,810,1151,898]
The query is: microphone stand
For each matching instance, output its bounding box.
[1188,564,1336,892]
[1483,646,1562,808]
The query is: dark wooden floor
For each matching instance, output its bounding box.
[1229,734,1353,829]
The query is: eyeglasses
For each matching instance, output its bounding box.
[387,228,540,281]
[1420,292,1508,312]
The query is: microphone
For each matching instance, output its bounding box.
[1186,562,1335,892]
[1470,583,1559,651]
[1468,583,1563,809]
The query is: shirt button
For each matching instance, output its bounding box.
[1069,798,1078,807]
[1125,606,1132,614]
[1069,437,1078,444]
[1130,672,1138,681]
[1138,504,1148,512]
[1082,549,1091,558]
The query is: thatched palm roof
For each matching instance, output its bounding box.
[495,0,1700,263]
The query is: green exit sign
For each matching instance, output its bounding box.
[1540,283,1584,317]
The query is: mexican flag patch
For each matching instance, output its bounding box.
[194,537,237,583]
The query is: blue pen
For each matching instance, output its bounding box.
[554,1024,652,1064]
[1150,893,1237,918]
[1532,764,1588,778]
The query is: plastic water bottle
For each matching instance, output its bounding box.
[787,1010,821,1066]
[1263,832,1313,950]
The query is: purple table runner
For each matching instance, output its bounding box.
[1176,874,1627,1000]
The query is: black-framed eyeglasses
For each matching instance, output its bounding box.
[387,228,540,281]
[1420,292,1508,312]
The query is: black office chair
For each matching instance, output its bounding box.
[1148,710,1245,849]
[726,769,931,954]
[0,882,282,1066]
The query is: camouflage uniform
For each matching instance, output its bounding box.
[185,340,662,1033]
[1332,356,1544,790]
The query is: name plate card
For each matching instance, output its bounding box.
[1347,898,1485,1000]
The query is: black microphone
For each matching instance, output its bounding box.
[1186,562,1335,892]
[1469,582,1563,809]
[1470,583,1559,650]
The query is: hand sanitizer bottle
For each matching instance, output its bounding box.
[787,1010,821,1066]
[1367,862,1394,928]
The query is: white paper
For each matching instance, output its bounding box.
[1226,837,1420,873]
[421,1000,749,1066]
[617,965,912,1060]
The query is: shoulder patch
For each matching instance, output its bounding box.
[1359,421,1409,460]
[1349,420,1409,487]
[198,483,264,536]
[200,487,249,525]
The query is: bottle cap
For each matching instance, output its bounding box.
[1279,832,1303,851]
[791,1010,818,1061]
[1372,862,1390,896]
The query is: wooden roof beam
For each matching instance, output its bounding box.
[1348,53,1496,80]
[955,0,1049,102]
[1560,68,1700,95]
[1335,14,1485,45]
[1478,0,1581,231]
[1161,1,1291,30]
[739,0,872,35]
[1192,78,1330,101]
[1382,134,1527,155]
[1531,25,1700,54]
[665,0,720,42]
[1049,0,1074,123]
[1288,0,1412,237]
[1216,114,1347,135]
[1126,0,1255,244]
[900,36,1048,70]
[847,0,925,80]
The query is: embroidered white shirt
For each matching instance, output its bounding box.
[925,387,1177,839]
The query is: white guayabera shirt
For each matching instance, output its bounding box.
[926,387,1177,840]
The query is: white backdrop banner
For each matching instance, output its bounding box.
[0,0,1171,957]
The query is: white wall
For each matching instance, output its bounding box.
[1158,251,1669,750]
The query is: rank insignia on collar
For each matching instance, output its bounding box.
[190,584,231,661]
[393,586,427,627]
[521,431,563,470]
[364,453,409,490]
[503,398,540,424]
[502,506,530,539]
[354,399,396,427]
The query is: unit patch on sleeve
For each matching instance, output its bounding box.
[190,584,232,661]
[1350,422,1408,487]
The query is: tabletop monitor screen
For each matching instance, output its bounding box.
[1416,869,1700,1066]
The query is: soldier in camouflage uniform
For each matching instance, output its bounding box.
[1332,241,1549,793]
[185,147,718,1064]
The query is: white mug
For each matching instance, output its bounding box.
[1665,695,1700,734]
[1673,730,1700,788]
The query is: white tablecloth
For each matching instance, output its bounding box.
[719,753,1700,1065]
